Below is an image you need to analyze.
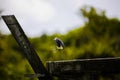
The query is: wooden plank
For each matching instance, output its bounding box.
[24,73,45,78]
[2,15,53,80]
[47,57,120,78]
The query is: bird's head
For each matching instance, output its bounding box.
[54,37,58,40]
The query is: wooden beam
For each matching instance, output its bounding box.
[2,15,53,80]
[47,57,120,78]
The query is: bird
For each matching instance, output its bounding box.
[54,37,65,50]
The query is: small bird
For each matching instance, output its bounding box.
[54,37,65,50]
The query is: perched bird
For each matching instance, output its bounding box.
[54,37,65,50]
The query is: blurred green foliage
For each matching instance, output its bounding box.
[0,6,120,80]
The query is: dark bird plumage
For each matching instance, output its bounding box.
[54,37,64,49]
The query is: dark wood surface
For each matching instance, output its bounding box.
[2,15,53,80]
[47,57,120,78]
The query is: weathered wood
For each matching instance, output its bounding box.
[47,57,120,78]
[24,73,45,78]
[2,15,53,80]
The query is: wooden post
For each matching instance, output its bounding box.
[2,15,53,80]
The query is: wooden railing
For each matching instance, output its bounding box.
[47,57,120,80]
[2,15,120,80]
